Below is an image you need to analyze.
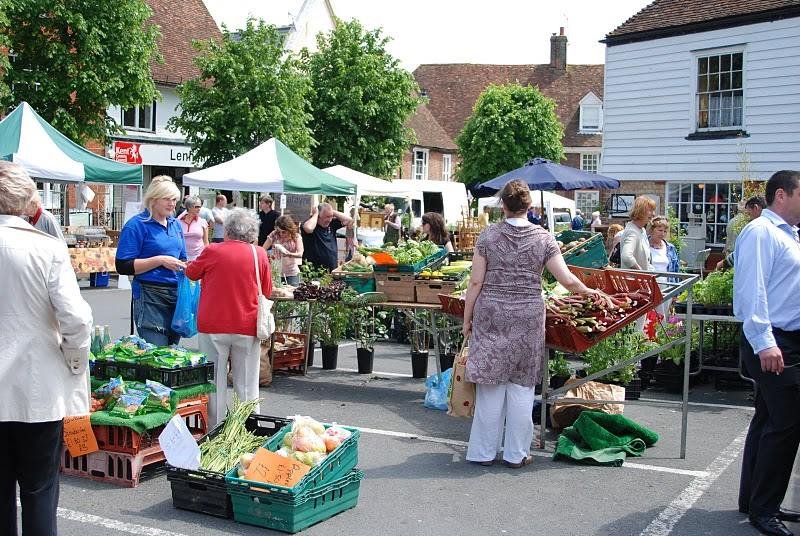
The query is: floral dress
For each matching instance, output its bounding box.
[466,222,560,387]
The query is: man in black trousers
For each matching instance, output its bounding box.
[735,170,800,536]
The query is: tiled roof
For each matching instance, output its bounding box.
[147,0,222,86]
[606,0,800,43]
[406,103,457,151]
[412,63,604,149]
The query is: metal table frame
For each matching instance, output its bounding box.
[539,270,700,458]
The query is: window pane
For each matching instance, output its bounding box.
[698,110,708,128]
[698,75,708,92]
[138,105,151,130]
[122,108,135,127]
[709,73,719,91]
[720,72,731,90]
[698,93,708,111]
[732,70,742,89]
[732,52,743,70]
[698,57,708,73]
[709,56,719,73]
[721,54,731,71]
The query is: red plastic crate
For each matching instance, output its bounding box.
[545,266,663,353]
[438,294,465,317]
[92,400,208,455]
[272,332,307,371]
[60,444,166,488]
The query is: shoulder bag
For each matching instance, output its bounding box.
[251,244,275,340]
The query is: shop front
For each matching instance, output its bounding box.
[665,181,743,247]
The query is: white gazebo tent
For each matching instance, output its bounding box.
[322,165,414,197]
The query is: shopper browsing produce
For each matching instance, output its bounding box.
[262,215,303,286]
[619,196,656,271]
[301,202,354,271]
[421,212,454,253]
[0,161,93,536]
[185,208,272,427]
[462,179,601,469]
[115,176,187,346]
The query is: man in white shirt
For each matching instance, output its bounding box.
[0,161,93,535]
[24,195,64,240]
[211,194,229,243]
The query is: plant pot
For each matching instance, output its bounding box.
[439,352,456,372]
[321,344,338,370]
[411,351,429,378]
[306,339,316,367]
[356,347,374,374]
[639,355,659,389]
[598,377,642,400]
[549,374,570,390]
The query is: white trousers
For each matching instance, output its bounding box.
[199,332,261,427]
[466,382,536,464]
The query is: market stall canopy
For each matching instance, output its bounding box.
[473,157,620,197]
[322,165,414,197]
[182,138,356,196]
[0,101,143,184]
[478,190,575,212]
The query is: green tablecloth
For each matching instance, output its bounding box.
[90,382,215,434]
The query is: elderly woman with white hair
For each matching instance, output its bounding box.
[0,161,93,535]
[115,175,187,346]
[186,208,272,426]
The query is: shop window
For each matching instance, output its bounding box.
[122,102,156,132]
[666,181,743,246]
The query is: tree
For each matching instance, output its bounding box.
[0,0,10,104]
[305,19,421,177]
[1,0,159,143]
[456,83,564,186]
[169,19,314,167]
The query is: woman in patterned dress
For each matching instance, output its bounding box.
[462,179,601,468]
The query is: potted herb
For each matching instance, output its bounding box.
[582,326,657,400]
[315,301,349,370]
[353,306,389,374]
[410,310,431,379]
[548,352,573,390]
[653,315,702,393]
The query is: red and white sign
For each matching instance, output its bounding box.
[113,141,142,164]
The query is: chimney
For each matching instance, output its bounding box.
[550,27,567,71]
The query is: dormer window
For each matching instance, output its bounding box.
[579,92,603,133]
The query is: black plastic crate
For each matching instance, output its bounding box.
[166,414,291,519]
[91,361,214,388]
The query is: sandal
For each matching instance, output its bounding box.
[504,456,533,469]
[469,459,496,467]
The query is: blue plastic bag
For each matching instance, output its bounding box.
[171,272,200,338]
[423,368,452,411]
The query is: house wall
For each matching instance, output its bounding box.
[395,149,457,181]
[602,16,800,181]
[283,0,335,54]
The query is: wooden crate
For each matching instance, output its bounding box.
[415,280,457,304]
[374,272,415,302]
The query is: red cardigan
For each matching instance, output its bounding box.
[185,241,272,336]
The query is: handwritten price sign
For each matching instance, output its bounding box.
[63,415,99,457]
[244,448,310,488]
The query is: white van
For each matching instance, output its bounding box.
[388,179,469,229]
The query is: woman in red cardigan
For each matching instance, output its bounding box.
[186,208,272,426]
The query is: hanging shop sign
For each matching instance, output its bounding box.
[112,140,196,167]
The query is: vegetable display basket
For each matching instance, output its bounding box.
[166,414,291,519]
[272,332,307,372]
[372,247,447,273]
[92,361,215,389]
[331,268,376,293]
[545,230,608,282]
[227,469,364,533]
[545,267,663,353]
[374,272,416,302]
[225,423,360,499]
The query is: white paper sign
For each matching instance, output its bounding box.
[158,414,201,470]
[279,194,287,210]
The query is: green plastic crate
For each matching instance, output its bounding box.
[228,469,364,533]
[225,423,360,500]
[342,275,375,293]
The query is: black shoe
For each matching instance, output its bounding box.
[749,515,794,536]
[778,509,800,523]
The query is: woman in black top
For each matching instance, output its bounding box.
[421,212,454,252]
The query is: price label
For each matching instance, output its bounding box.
[244,448,310,488]
[63,415,99,457]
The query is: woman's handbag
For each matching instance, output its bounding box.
[447,341,475,417]
[251,244,275,340]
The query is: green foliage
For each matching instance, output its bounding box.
[169,19,314,167]
[666,207,685,255]
[693,269,734,305]
[582,326,657,384]
[304,19,421,177]
[655,316,699,365]
[728,212,750,240]
[549,352,572,379]
[455,83,564,186]
[315,301,350,346]
[3,0,160,143]
[0,0,10,104]
[352,305,388,349]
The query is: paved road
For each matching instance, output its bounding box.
[44,285,800,536]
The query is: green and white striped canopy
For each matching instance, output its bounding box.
[0,102,142,184]
[182,138,356,196]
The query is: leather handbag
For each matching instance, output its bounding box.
[251,244,275,340]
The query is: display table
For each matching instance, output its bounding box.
[69,247,116,274]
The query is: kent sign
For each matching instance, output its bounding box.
[112,140,197,167]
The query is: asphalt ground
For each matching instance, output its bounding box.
[36,285,800,536]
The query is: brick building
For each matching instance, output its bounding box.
[402,29,606,217]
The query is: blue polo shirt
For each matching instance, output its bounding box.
[116,210,187,292]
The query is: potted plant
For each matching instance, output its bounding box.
[409,311,431,379]
[652,315,701,392]
[353,306,389,374]
[548,351,573,390]
[315,301,349,370]
[582,326,657,400]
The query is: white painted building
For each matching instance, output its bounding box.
[602,1,800,246]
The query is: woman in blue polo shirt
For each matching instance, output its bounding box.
[115,176,187,346]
